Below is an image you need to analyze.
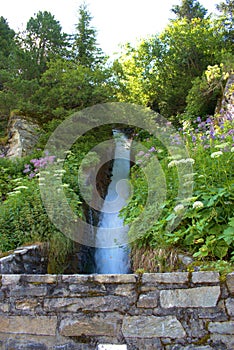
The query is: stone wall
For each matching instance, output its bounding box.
[0,244,48,274]
[0,272,233,349]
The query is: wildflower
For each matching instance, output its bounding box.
[149,146,156,152]
[215,142,229,149]
[174,204,185,214]
[137,151,145,157]
[211,151,223,158]
[192,135,197,142]
[168,160,178,168]
[0,154,4,158]
[193,201,204,209]
[144,153,150,157]
[179,158,195,165]
[168,154,182,160]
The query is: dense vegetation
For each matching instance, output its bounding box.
[0,0,233,274]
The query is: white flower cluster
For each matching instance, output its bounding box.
[192,201,204,209]
[168,158,195,168]
[211,151,223,158]
[174,204,185,213]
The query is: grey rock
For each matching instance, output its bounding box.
[192,272,220,284]
[6,339,47,349]
[0,316,57,336]
[6,115,41,158]
[142,272,189,284]
[60,315,120,337]
[160,286,220,308]
[208,321,234,334]
[226,272,234,295]
[226,298,234,317]
[6,340,47,349]
[137,290,158,308]
[122,315,186,338]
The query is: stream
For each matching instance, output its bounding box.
[94,130,131,274]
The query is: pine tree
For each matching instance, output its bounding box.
[73,3,104,68]
[171,0,207,21]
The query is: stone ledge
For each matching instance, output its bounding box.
[142,272,189,284]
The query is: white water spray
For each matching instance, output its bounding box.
[95,130,131,274]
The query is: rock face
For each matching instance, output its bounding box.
[5,114,41,158]
[217,73,234,119]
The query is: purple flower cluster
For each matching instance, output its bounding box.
[188,115,234,149]
[136,146,157,165]
[23,155,56,178]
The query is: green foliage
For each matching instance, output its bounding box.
[171,0,207,21]
[184,64,230,118]
[22,11,68,78]
[121,114,234,271]
[114,16,226,119]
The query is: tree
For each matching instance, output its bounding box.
[72,3,104,67]
[22,11,68,79]
[0,17,16,64]
[216,0,234,47]
[171,0,207,21]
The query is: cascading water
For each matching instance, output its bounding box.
[94,130,131,274]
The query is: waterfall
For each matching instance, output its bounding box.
[94,130,131,274]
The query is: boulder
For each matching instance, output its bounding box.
[6,114,41,158]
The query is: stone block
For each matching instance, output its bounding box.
[226,272,234,295]
[210,334,234,350]
[15,299,39,310]
[6,339,47,349]
[122,315,186,338]
[0,316,57,336]
[226,298,234,317]
[93,274,136,284]
[61,275,90,284]
[160,286,220,308]
[142,273,189,284]
[21,274,57,284]
[0,302,9,312]
[137,291,158,308]
[60,316,119,337]
[10,285,47,297]
[1,275,21,285]
[96,345,127,350]
[68,283,106,296]
[208,321,234,334]
[192,272,220,284]
[45,295,130,313]
[170,346,213,350]
[113,284,136,297]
